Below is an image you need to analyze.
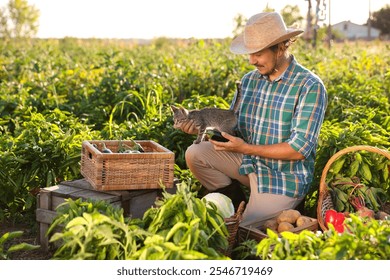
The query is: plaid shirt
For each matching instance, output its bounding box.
[231,56,327,198]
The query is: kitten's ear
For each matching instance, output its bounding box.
[180,107,189,116]
[170,105,188,116]
[170,105,179,113]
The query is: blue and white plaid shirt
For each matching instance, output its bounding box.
[231,56,327,198]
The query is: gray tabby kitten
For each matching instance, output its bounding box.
[171,82,241,144]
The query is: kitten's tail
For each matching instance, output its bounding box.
[231,80,242,113]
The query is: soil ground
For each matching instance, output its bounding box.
[0,221,53,260]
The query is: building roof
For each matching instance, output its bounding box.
[332,20,380,39]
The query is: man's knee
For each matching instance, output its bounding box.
[185,142,212,162]
[185,144,197,163]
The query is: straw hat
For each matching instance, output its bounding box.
[230,12,304,55]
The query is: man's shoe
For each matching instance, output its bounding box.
[215,180,247,212]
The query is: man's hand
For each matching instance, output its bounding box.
[209,131,246,153]
[211,132,305,160]
[180,119,198,135]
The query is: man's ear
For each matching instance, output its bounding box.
[277,41,288,56]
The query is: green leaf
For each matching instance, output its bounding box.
[8,243,40,253]
[330,157,346,174]
[66,216,89,228]
[0,231,24,244]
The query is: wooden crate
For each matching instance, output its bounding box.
[80,140,175,191]
[36,179,164,252]
[238,215,318,243]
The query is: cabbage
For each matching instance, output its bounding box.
[203,193,234,218]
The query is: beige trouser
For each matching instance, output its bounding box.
[185,142,303,224]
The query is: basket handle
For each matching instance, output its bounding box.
[236,201,246,218]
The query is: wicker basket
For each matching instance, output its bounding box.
[317,145,390,231]
[80,140,175,191]
[223,201,246,257]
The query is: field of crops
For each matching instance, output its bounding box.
[0,38,389,259]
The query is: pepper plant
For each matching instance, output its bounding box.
[48,181,230,260]
[0,231,40,260]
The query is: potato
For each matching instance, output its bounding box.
[277,222,294,233]
[296,216,312,227]
[276,209,301,224]
[263,218,278,232]
[374,211,389,220]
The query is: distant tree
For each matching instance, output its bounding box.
[0,0,40,39]
[281,5,304,27]
[263,3,275,13]
[232,13,246,38]
[370,5,390,36]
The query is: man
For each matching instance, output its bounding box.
[183,12,327,224]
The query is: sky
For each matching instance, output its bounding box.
[1,0,389,39]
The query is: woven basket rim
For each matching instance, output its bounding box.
[317,145,390,231]
[222,201,246,257]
